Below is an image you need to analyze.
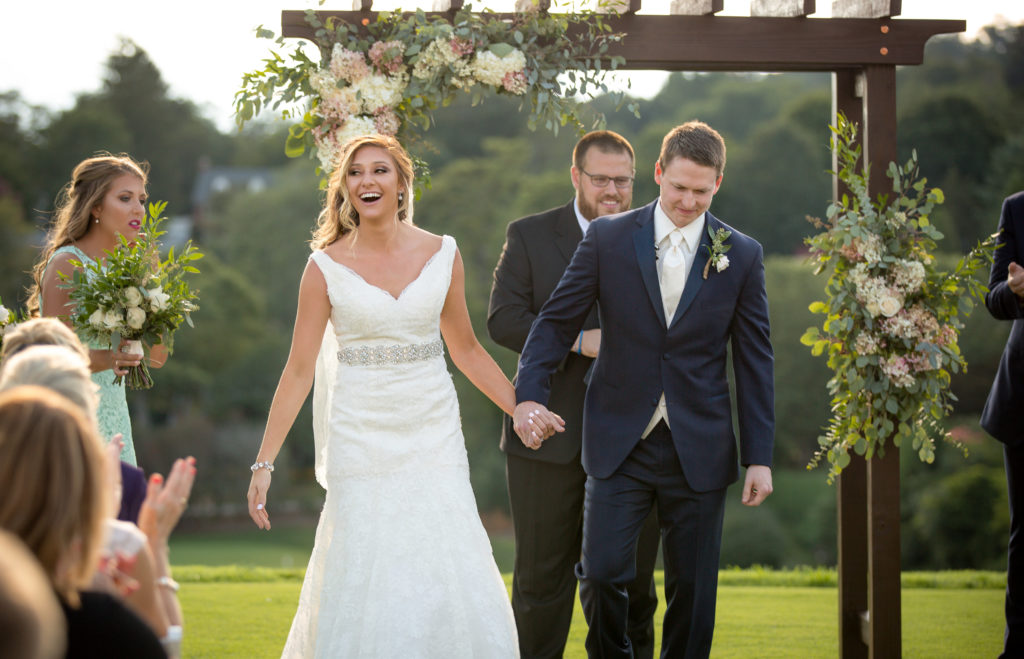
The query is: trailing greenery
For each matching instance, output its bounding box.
[235,2,636,178]
[801,115,996,481]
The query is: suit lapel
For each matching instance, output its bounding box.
[632,202,666,327]
[554,202,583,264]
[670,215,714,327]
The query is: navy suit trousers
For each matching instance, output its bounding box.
[577,422,726,659]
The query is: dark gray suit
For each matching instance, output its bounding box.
[488,201,659,659]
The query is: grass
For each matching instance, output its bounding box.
[171,527,1006,657]
[173,565,1005,658]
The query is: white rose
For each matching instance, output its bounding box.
[878,295,902,318]
[865,301,880,317]
[123,287,143,306]
[714,255,730,273]
[0,304,9,325]
[88,309,106,328]
[126,307,146,330]
[102,310,124,330]
[149,287,170,311]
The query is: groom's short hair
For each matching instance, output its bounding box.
[659,121,726,176]
[573,130,634,171]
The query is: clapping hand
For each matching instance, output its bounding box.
[512,402,565,450]
[138,456,197,546]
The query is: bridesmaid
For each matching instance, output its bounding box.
[28,153,168,465]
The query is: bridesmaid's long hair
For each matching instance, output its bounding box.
[27,153,149,316]
[311,135,415,250]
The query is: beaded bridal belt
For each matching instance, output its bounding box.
[336,339,445,366]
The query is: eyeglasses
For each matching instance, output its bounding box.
[579,167,634,190]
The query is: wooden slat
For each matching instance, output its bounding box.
[282,11,964,71]
[832,0,901,19]
[668,0,723,15]
[432,0,465,10]
[514,0,552,12]
[750,0,815,17]
[865,441,902,657]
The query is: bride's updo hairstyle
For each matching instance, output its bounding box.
[311,134,415,250]
[27,153,149,316]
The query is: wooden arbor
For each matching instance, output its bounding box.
[283,1,963,655]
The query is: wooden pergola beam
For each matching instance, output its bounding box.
[282,11,963,71]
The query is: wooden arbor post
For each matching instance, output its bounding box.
[282,2,961,655]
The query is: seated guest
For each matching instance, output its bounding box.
[0,348,190,656]
[0,529,66,659]
[0,318,146,522]
[0,386,167,658]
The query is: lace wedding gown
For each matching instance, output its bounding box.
[282,235,519,658]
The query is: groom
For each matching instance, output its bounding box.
[514,120,775,658]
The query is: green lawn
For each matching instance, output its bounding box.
[170,527,1005,657]
[173,566,1005,658]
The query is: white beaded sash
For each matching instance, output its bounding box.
[337,339,444,366]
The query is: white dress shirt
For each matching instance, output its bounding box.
[642,202,706,439]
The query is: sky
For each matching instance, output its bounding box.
[1,1,1021,132]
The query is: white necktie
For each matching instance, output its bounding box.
[660,229,686,322]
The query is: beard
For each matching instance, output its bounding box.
[578,192,630,222]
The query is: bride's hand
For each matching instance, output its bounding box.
[248,469,273,530]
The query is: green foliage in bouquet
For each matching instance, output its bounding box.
[0,295,26,357]
[800,115,996,483]
[61,201,203,389]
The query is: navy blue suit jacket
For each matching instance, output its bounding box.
[516,200,775,491]
[982,191,1024,446]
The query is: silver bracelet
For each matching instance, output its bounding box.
[155,576,180,593]
[250,460,275,473]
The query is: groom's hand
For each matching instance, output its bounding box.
[741,465,773,507]
[513,401,565,450]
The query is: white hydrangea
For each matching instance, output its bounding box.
[351,73,407,113]
[892,259,926,295]
[471,49,527,87]
[413,36,463,80]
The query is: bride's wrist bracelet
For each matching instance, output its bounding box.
[250,461,275,473]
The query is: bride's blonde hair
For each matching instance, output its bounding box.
[311,135,415,250]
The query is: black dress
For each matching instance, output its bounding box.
[60,590,166,658]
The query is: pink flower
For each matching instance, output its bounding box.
[450,37,475,57]
[502,70,529,95]
[373,107,401,135]
[368,40,405,74]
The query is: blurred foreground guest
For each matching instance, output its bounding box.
[0,347,192,656]
[0,318,146,522]
[0,385,167,658]
[0,529,66,659]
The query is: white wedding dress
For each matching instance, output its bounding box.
[282,235,519,658]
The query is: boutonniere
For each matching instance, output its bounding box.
[702,226,732,279]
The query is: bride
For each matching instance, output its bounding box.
[246,134,563,657]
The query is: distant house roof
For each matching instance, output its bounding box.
[191,167,274,208]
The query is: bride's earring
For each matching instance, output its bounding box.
[398,192,404,204]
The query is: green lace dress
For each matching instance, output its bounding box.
[45,245,136,465]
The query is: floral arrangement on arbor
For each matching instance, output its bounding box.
[234,2,633,178]
[801,115,996,483]
[62,201,203,389]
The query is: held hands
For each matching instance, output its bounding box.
[741,465,773,507]
[1008,262,1024,298]
[512,402,565,450]
[248,468,273,530]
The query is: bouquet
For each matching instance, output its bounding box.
[0,295,19,356]
[62,201,203,389]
